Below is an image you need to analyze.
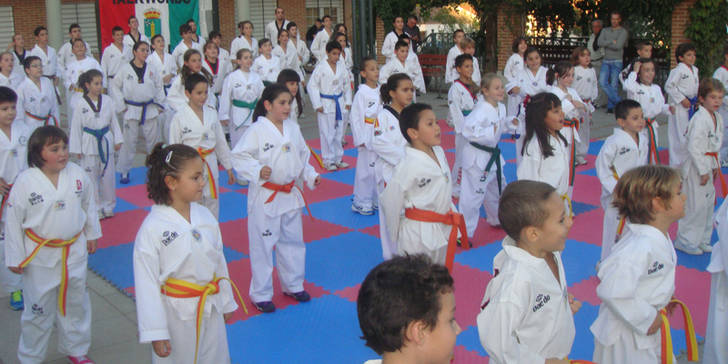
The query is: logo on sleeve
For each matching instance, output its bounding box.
[75,179,83,196]
[161,231,179,246]
[181,127,192,134]
[648,261,665,274]
[31,303,45,316]
[618,146,631,155]
[28,192,44,205]
[417,177,431,188]
[263,143,275,152]
[532,293,551,312]
[262,229,273,237]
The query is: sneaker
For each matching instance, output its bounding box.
[351,204,374,216]
[576,156,587,166]
[325,164,338,171]
[336,161,349,169]
[67,355,95,364]
[9,290,23,311]
[372,203,378,210]
[675,241,703,255]
[119,173,130,184]
[456,238,473,248]
[236,178,249,186]
[722,159,728,168]
[285,291,311,302]
[699,242,713,252]
[254,301,276,313]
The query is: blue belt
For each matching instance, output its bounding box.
[82,126,110,175]
[688,96,698,120]
[163,84,171,96]
[124,99,162,125]
[319,92,344,121]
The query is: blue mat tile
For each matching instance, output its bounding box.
[562,240,601,285]
[113,197,139,214]
[570,301,598,360]
[219,191,248,223]
[454,240,504,273]
[223,245,247,263]
[499,141,517,162]
[344,148,359,158]
[321,168,356,186]
[305,231,382,292]
[572,201,599,216]
[588,140,605,155]
[88,243,135,290]
[308,196,379,230]
[456,325,488,357]
[115,166,147,187]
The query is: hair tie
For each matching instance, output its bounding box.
[165,150,173,165]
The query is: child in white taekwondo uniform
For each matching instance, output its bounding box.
[444,29,465,84]
[596,100,649,260]
[230,21,259,61]
[380,16,406,63]
[506,47,549,164]
[460,74,516,236]
[148,34,178,141]
[219,48,265,150]
[30,26,61,91]
[447,38,482,86]
[56,24,92,79]
[307,40,352,171]
[591,165,685,363]
[310,16,333,64]
[201,42,232,105]
[277,69,304,124]
[172,24,203,69]
[17,56,60,130]
[381,103,465,269]
[371,74,413,260]
[448,54,478,199]
[112,42,165,186]
[123,16,149,53]
[517,92,578,215]
[349,58,381,216]
[706,194,728,363]
[64,39,104,122]
[0,87,30,311]
[477,180,580,364]
[168,74,234,219]
[287,23,310,80]
[4,126,102,364]
[70,70,123,219]
[101,27,132,87]
[231,84,321,313]
[133,143,245,364]
[273,29,304,82]
[714,47,728,164]
[9,35,29,88]
[571,47,599,165]
[675,79,725,255]
[665,43,700,167]
[622,59,672,165]
[166,50,216,115]
[379,39,426,102]
[252,39,282,86]
[503,37,528,115]
[0,52,15,88]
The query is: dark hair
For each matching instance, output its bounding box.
[522,92,567,157]
[286,22,298,31]
[614,99,642,120]
[359,56,378,83]
[203,41,218,56]
[699,78,726,99]
[524,46,540,62]
[68,23,80,33]
[235,48,252,61]
[609,10,622,18]
[34,26,47,37]
[397,33,411,42]
[334,32,348,47]
[326,40,342,53]
[381,73,412,104]
[499,180,557,240]
[453,29,465,39]
[112,26,124,34]
[145,143,202,205]
[634,58,655,84]
[208,30,221,40]
[635,40,652,52]
[408,15,418,21]
[277,29,290,43]
[252,83,292,122]
[399,103,432,143]
[613,165,681,224]
[132,40,149,53]
[357,254,454,355]
[128,15,137,24]
[546,61,574,86]
[184,72,208,93]
[27,126,68,168]
[179,24,192,36]
[454,53,473,69]
[569,46,589,66]
[511,36,527,53]
[0,86,17,104]
[238,21,253,32]
[258,38,271,49]
[186,19,195,26]
[322,15,332,22]
[277,69,303,117]
[394,39,409,51]
[150,34,164,46]
[392,16,404,24]
[334,23,347,34]
[71,38,86,49]
[23,56,41,72]
[676,43,696,61]
[78,69,103,94]
[180,49,212,85]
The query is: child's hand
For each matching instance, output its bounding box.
[647,311,663,335]
[345,105,351,111]
[633,62,642,74]
[315,107,323,113]
[574,101,586,110]
[226,170,235,185]
[152,340,172,357]
[163,74,173,84]
[314,175,321,186]
[259,166,272,180]
[669,105,676,114]
[510,86,520,95]
[568,293,582,314]
[0,177,10,196]
[665,300,679,317]
[224,312,234,323]
[220,119,230,127]
[114,143,122,151]
[680,98,691,108]
[8,266,22,274]
[511,118,519,126]
[700,174,710,185]
[87,239,97,254]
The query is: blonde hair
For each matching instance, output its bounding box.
[699,78,726,100]
[612,165,681,224]
[459,37,475,49]
[480,73,501,90]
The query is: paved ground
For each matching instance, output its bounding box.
[1,88,698,364]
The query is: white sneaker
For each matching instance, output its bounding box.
[336,161,349,169]
[325,164,338,171]
[675,241,703,255]
[351,204,374,216]
[699,242,713,252]
[236,178,249,186]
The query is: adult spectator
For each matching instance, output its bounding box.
[404,15,422,52]
[381,16,406,62]
[265,7,291,42]
[597,11,628,113]
[587,19,606,107]
[306,18,323,49]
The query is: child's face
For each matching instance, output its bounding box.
[134,44,150,62]
[411,109,440,147]
[153,37,165,52]
[185,81,208,108]
[0,55,13,74]
[638,62,656,85]
[662,180,686,222]
[13,35,24,48]
[483,78,505,102]
[112,31,123,44]
[558,67,575,87]
[289,26,298,38]
[532,192,573,252]
[86,76,103,96]
[517,40,527,54]
[526,51,541,70]
[420,291,460,364]
[129,17,139,30]
[265,92,292,121]
[637,45,652,59]
[285,81,298,97]
[279,31,289,45]
[617,107,645,135]
[36,29,48,43]
[394,17,404,31]
[545,105,564,132]
[239,52,253,70]
[243,23,253,36]
[204,45,219,60]
[168,157,205,203]
[212,36,221,47]
[0,101,16,126]
[454,32,464,46]
[323,17,332,29]
[701,90,725,113]
[391,79,414,107]
[327,48,341,63]
[183,31,193,41]
[361,60,379,83]
[186,54,202,73]
[578,51,591,67]
[26,59,43,79]
[336,36,346,50]
[680,50,696,66]
[396,46,409,62]
[70,27,81,40]
[464,46,475,56]
[456,59,473,80]
[72,41,86,58]
[41,140,69,173]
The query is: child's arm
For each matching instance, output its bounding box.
[167,113,183,144]
[381,35,394,60]
[230,127,264,184]
[686,114,714,184]
[218,76,232,125]
[306,67,323,113]
[447,86,465,133]
[589,68,599,102]
[371,118,405,167]
[80,170,102,244]
[344,73,353,109]
[622,71,639,95]
[595,139,619,193]
[379,167,406,243]
[348,92,366,147]
[152,68,165,109]
[378,62,391,85]
[110,67,125,114]
[516,143,541,182]
[478,299,551,364]
[4,181,28,270]
[68,99,83,157]
[294,128,320,189]
[411,58,426,94]
[212,114,235,184]
[132,227,172,345]
[462,107,498,147]
[110,99,123,150]
[654,86,672,117]
[49,80,60,122]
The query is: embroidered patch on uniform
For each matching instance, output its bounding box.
[161,231,179,246]
[81,108,89,114]
[19,136,27,145]
[576,76,582,81]
[76,179,83,194]
[367,101,376,108]
[202,133,209,140]
[416,177,431,188]
[681,74,690,80]
[282,145,291,153]
[29,97,36,103]
[54,200,66,210]
[262,229,273,237]
[532,293,551,312]
[475,188,485,194]
[28,192,44,205]
[31,303,44,316]
[637,90,646,95]
[648,261,664,274]
[618,146,631,155]
[532,81,538,86]
[368,161,375,167]
[182,127,192,134]
[263,143,275,152]
[374,130,382,136]
[126,74,134,80]
[650,97,655,103]
[191,229,201,242]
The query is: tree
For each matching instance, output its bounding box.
[685,0,728,75]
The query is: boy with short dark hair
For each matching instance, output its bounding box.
[445,29,466,84]
[357,254,460,364]
[665,42,699,167]
[378,38,425,102]
[172,24,202,68]
[477,179,580,364]
[101,26,130,85]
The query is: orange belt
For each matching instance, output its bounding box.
[706,152,727,197]
[404,207,468,272]
[563,118,580,187]
[610,167,627,236]
[364,117,379,127]
[196,147,218,199]
[660,299,699,364]
[0,183,11,221]
[307,144,325,169]
[19,228,82,316]
[262,180,312,217]
[646,118,660,164]
[161,276,248,364]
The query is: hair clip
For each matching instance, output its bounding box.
[165,150,173,165]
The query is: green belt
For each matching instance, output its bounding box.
[469,142,502,193]
[462,109,472,116]
[232,98,258,130]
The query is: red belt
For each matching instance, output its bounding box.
[706,152,727,197]
[262,180,312,217]
[0,183,11,221]
[404,207,468,272]
[646,118,660,164]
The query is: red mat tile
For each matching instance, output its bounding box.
[569,276,601,306]
[472,219,507,247]
[220,219,249,254]
[305,178,353,204]
[302,217,352,242]
[453,262,493,326]
[98,209,150,248]
[358,224,381,239]
[568,209,604,246]
[674,265,711,335]
[333,283,360,302]
[572,174,602,206]
[116,184,154,208]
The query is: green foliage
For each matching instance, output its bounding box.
[684,0,728,75]
[373,0,450,32]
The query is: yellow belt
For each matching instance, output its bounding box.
[196,147,218,199]
[660,299,698,364]
[562,193,573,217]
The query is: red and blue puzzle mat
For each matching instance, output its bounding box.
[92,121,718,363]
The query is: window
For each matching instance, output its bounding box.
[305,0,343,29]
[61,3,99,54]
